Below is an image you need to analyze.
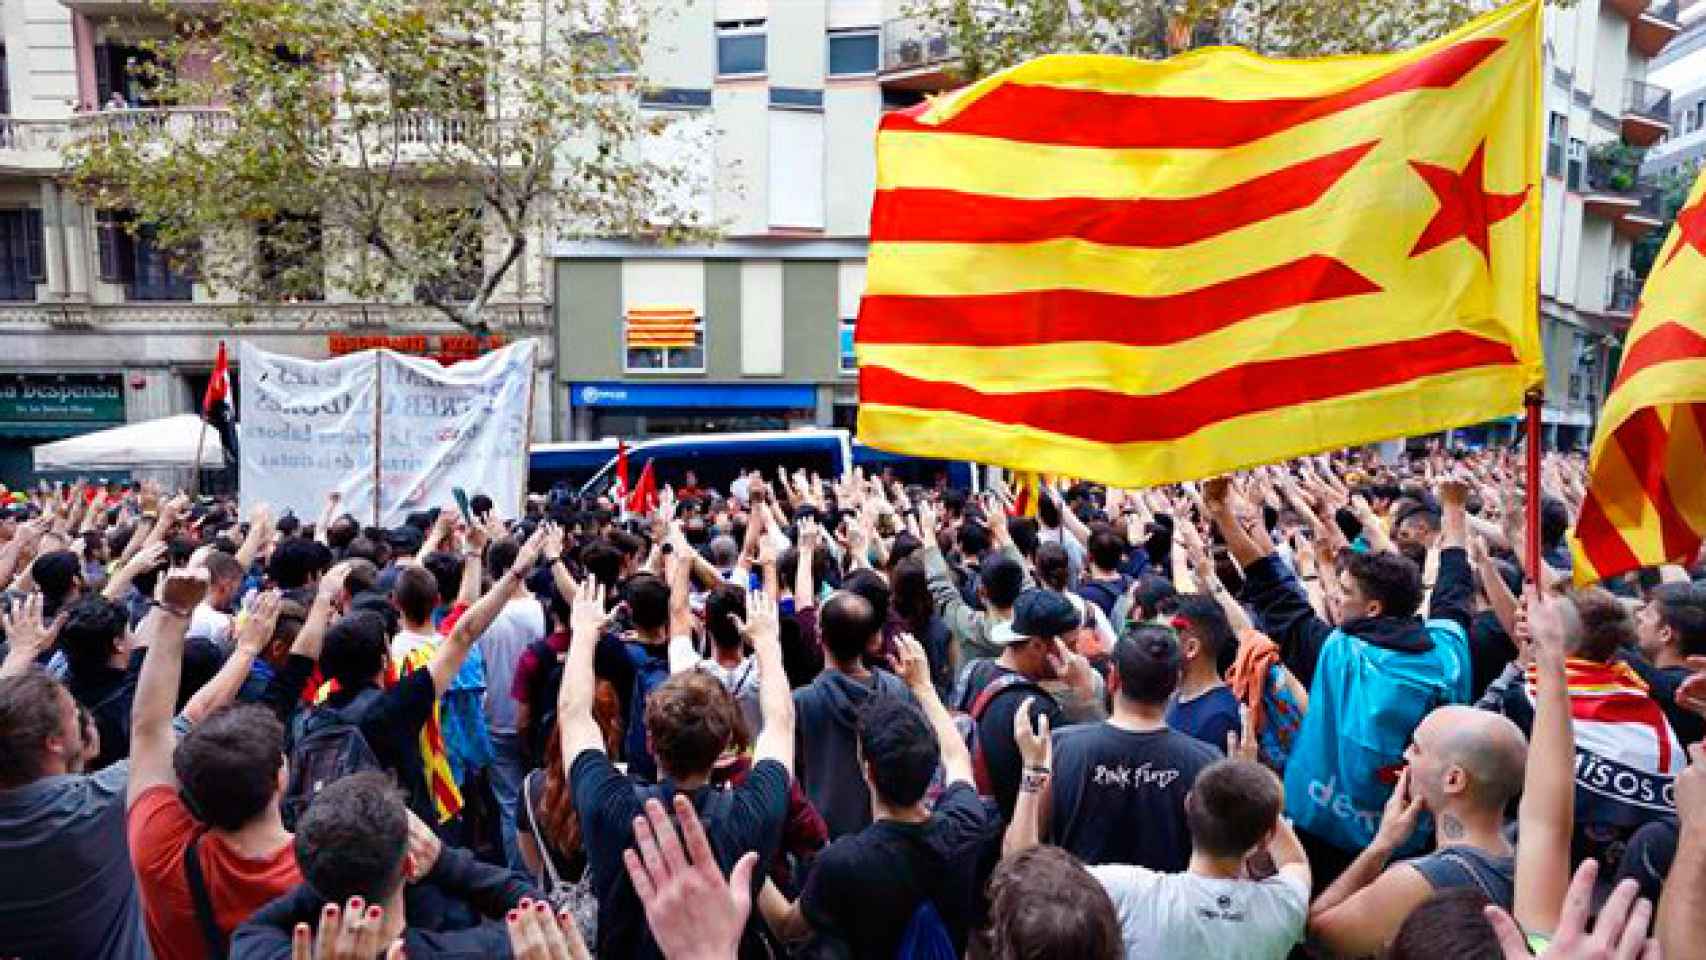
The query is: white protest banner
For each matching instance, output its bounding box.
[240,343,380,522]
[376,340,536,525]
[238,340,536,526]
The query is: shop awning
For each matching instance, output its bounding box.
[33,414,225,472]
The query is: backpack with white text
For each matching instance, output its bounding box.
[282,689,384,829]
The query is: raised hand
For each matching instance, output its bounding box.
[887,633,932,693]
[506,898,591,960]
[624,795,757,960]
[1,592,60,663]
[1013,696,1053,771]
[288,898,403,960]
[236,589,282,656]
[571,582,612,639]
[1485,859,1656,960]
[159,567,211,616]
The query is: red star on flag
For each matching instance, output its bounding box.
[1662,198,1706,267]
[1408,141,1527,264]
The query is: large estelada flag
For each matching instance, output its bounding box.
[855,0,1545,487]
[1569,170,1706,584]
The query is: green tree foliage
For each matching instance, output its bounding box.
[67,0,705,330]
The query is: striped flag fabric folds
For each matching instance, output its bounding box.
[626,306,700,349]
[1569,168,1706,584]
[856,0,1545,487]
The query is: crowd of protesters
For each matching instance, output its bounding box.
[0,443,1703,959]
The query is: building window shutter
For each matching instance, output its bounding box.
[24,210,44,282]
[94,44,113,103]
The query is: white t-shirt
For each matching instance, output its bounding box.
[475,597,546,735]
[1090,864,1308,960]
[186,603,234,650]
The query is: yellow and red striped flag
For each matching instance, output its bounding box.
[1569,170,1706,584]
[1008,471,1042,518]
[855,0,1545,487]
[626,306,700,349]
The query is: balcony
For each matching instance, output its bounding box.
[1606,270,1643,319]
[0,118,72,174]
[1622,79,1671,146]
[71,107,233,144]
[1584,150,1644,217]
[1632,0,1681,57]
[1616,183,1665,238]
[880,17,960,93]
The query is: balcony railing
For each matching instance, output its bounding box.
[881,17,958,74]
[71,107,234,142]
[1586,151,1641,195]
[1607,270,1643,314]
[0,118,71,153]
[1625,79,1672,124]
[1645,0,1680,26]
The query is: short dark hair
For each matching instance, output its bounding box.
[843,568,892,624]
[1174,594,1236,663]
[856,695,938,807]
[422,551,463,609]
[1569,587,1636,662]
[704,583,747,653]
[982,846,1123,960]
[1346,550,1424,620]
[319,611,390,689]
[58,597,128,676]
[624,573,670,632]
[645,671,734,778]
[581,541,623,591]
[294,771,409,903]
[1186,760,1282,858]
[269,537,324,590]
[1035,542,1070,592]
[956,521,991,560]
[1386,888,1501,960]
[1654,582,1706,657]
[1539,496,1570,551]
[30,551,82,611]
[342,558,377,597]
[202,549,244,586]
[0,672,66,789]
[1396,506,1442,534]
[486,537,520,582]
[1112,623,1182,704]
[820,591,879,664]
[393,566,438,624]
[1007,518,1040,559]
[1087,528,1126,573]
[1131,573,1179,621]
[327,515,360,550]
[982,554,1025,609]
[174,705,284,831]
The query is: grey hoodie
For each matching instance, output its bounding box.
[792,668,914,839]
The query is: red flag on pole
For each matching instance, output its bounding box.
[616,440,630,499]
[203,341,232,418]
[625,459,658,515]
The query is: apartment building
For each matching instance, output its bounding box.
[1639,0,1706,177]
[0,0,555,485]
[1531,0,1678,450]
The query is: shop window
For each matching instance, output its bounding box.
[839,319,856,374]
[625,306,705,372]
[717,20,766,77]
[0,210,43,301]
[828,29,878,76]
[96,209,192,301]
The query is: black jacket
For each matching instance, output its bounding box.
[231,845,540,959]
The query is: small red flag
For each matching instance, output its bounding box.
[616,440,630,499]
[625,459,658,515]
[203,341,231,417]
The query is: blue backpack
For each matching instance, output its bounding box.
[895,901,957,960]
[1283,619,1470,854]
[623,642,673,781]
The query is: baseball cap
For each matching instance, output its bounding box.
[991,589,1082,645]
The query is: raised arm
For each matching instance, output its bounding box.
[558,582,614,764]
[1204,478,1268,570]
[234,503,273,571]
[431,527,543,695]
[743,589,794,774]
[103,540,169,602]
[1001,696,1052,858]
[1659,742,1706,960]
[127,569,210,804]
[1428,479,1474,636]
[894,634,971,786]
[0,592,61,678]
[1512,586,1579,937]
[184,590,283,723]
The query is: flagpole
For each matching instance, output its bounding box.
[190,411,208,498]
[1524,388,1543,583]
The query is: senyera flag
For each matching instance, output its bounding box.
[856,0,1545,487]
[1569,168,1706,584]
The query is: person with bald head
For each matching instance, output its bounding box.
[1306,704,1528,958]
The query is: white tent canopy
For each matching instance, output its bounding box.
[33,414,225,472]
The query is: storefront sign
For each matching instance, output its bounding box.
[572,381,817,410]
[328,334,510,365]
[0,374,124,423]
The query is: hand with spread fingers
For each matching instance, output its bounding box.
[624,794,757,960]
[288,898,404,960]
[1485,860,1657,960]
[506,897,592,960]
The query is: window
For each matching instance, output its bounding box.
[0,47,10,115]
[625,306,705,371]
[640,88,712,109]
[257,213,324,301]
[1546,112,1566,177]
[717,20,766,76]
[0,210,43,301]
[94,43,169,108]
[1566,138,1585,191]
[768,109,825,228]
[573,32,635,75]
[828,28,879,76]
[839,319,856,373]
[96,210,192,301]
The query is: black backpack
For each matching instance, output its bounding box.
[281,688,384,829]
